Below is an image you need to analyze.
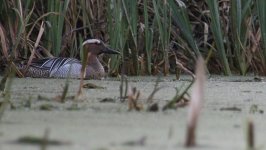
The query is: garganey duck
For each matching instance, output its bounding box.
[17,39,119,79]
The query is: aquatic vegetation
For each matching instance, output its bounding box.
[120,74,128,102]
[0,64,15,122]
[0,1,265,149]
[0,0,266,76]
[127,87,142,111]
[162,82,192,111]
[146,76,162,104]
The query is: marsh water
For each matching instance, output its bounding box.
[0,75,265,150]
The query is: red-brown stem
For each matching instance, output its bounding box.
[247,120,254,149]
[185,124,196,147]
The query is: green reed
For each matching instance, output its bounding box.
[206,0,231,75]
[256,1,266,66]
[46,0,70,56]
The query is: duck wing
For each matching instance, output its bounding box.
[16,57,81,78]
[30,57,81,73]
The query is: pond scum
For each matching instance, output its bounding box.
[0,56,258,149]
[0,0,266,76]
[0,0,261,149]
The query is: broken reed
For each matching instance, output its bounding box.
[184,57,205,147]
[1,0,266,75]
[246,119,255,150]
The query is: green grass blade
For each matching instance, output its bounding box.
[107,0,125,75]
[256,0,266,63]
[168,0,200,58]
[206,0,231,75]
[152,0,170,75]
[230,0,252,75]
[122,0,139,75]
[144,0,153,74]
[46,0,69,56]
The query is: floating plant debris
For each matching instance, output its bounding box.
[83,83,105,89]
[122,136,146,146]
[14,136,70,146]
[220,106,242,112]
[100,98,116,103]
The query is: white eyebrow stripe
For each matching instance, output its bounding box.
[82,39,101,45]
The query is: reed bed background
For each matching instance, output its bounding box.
[0,0,266,76]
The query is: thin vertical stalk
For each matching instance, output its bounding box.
[122,0,139,75]
[152,0,170,75]
[144,0,153,74]
[107,0,125,74]
[230,0,252,75]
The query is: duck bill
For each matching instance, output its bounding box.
[102,47,120,54]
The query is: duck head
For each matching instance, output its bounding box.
[82,39,120,55]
